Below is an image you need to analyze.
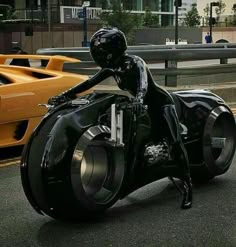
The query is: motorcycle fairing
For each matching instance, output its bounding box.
[21,93,122,215]
[21,90,236,218]
[171,89,227,140]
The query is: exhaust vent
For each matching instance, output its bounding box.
[14,120,28,140]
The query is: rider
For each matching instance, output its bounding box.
[49,27,192,209]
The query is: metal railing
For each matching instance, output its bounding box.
[37,43,236,87]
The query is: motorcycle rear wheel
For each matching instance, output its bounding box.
[191,106,236,183]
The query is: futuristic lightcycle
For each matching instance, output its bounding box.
[21,89,236,221]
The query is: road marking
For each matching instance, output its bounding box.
[0,157,20,168]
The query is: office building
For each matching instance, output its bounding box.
[6,0,174,26]
[197,0,235,18]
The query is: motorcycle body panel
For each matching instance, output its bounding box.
[172,90,225,139]
[21,93,124,217]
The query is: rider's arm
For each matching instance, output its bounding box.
[53,68,115,100]
[135,57,148,104]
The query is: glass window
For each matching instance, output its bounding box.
[26,0,38,9]
[122,0,137,10]
[161,0,172,12]
[95,0,112,9]
[143,0,159,11]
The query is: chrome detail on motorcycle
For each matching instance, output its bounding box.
[110,104,124,146]
[71,98,90,106]
[203,105,236,174]
[180,123,188,138]
[144,140,170,166]
[144,141,170,165]
[38,103,54,110]
[211,137,226,149]
[71,125,124,204]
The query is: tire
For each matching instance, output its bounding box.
[70,126,125,217]
[192,106,236,183]
[23,106,125,221]
[21,107,77,215]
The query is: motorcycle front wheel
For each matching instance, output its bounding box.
[22,109,125,221]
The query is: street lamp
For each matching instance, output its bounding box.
[209,2,220,43]
[82,1,90,47]
[174,0,182,44]
[48,0,52,48]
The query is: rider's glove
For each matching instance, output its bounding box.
[48,95,71,106]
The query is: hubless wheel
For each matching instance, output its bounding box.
[21,94,126,221]
[21,107,76,215]
[192,105,236,183]
[70,126,125,213]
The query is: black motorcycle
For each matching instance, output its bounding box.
[21,89,236,221]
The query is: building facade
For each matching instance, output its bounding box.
[9,0,175,26]
[197,0,235,19]
[11,0,173,11]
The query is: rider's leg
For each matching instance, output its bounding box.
[162,104,192,209]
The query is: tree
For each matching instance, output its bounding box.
[0,4,16,21]
[203,3,210,26]
[215,0,226,22]
[184,3,201,27]
[232,4,236,26]
[99,0,142,44]
[143,7,160,27]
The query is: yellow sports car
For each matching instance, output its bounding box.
[0,54,90,149]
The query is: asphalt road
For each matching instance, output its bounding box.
[1,155,236,247]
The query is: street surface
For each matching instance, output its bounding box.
[1,154,236,247]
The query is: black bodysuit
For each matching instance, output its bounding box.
[57,54,190,178]
[64,54,177,143]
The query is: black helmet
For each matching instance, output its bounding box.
[90,27,127,68]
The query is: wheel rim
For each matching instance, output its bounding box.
[203,106,236,174]
[71,125,124,205]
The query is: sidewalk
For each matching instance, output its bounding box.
[95,82,236,106]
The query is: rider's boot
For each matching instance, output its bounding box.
[172,145,192,209]
[161,104,193,209]
[181,175,192,209]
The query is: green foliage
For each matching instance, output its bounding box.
[0,4,16,21]
[184,3,201,27]
[231,4,236,26]
[203,3,210,17]
[203,3,210,25]
[99,0,142,44]
[98,0,111,9]
[143,7,159,27]
[215,0,226,22]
